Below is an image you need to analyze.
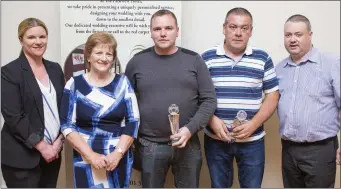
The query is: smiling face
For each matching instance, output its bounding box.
[284,21,312,61]
[223,13,253,56]
[150,14,179,55]
[87,43,114,74]
[20,26,48,59]
[84,32,118,73]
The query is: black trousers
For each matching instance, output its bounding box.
[1,156,61,188]
[281,136,338,188]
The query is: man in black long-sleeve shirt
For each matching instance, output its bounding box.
[125,9,217,188]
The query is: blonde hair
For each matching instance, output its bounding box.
[18,17,48,40]
[84,32,121,73]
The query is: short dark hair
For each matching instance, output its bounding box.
[224,7,253,26]
[286,14,311,31]
[150,9,178,28]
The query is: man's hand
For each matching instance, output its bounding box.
[336,148,340,165]
[209,115,232,142]
[170,127,192,148]
[232,120,258,139]
[105,151,123,171]
[35,140,58,163]
[86,152,107,170]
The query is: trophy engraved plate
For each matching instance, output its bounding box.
[168,104,180,144]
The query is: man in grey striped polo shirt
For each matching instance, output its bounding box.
[202,7,279,188]
[276,14,340,188]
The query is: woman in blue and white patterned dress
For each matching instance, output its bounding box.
[60,32,139,188]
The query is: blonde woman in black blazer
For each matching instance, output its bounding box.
[1,18,65,188]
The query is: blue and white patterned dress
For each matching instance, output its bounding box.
[60,74,139,188]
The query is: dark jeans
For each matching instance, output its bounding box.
[281,136,338,188]
[135,135,202,188]
[204,135,265,188]
[1,156,61,188]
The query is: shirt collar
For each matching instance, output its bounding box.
[284,47,320,67]
[216,42,253,56]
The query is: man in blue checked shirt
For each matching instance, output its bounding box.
[276,14,340,188]
[201,7,279,188]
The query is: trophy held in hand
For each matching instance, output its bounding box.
[226,110,248,143]
[168,104,180,144]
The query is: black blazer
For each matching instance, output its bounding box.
[1,52,65,169]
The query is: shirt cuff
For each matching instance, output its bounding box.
[25,132,43,149]
[61,128,77,137]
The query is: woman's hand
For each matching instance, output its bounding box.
[105,151,123,171]
[87,152,107,170]
[52,134,64,159]
[35,140,58,163]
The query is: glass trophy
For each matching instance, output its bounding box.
[168,104,180,144]
[226,110,248,143]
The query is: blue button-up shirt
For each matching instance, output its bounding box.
[276,47,340,142]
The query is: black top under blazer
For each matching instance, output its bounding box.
[1,52,65,169]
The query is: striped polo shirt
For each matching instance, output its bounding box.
[202,43,279,142]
